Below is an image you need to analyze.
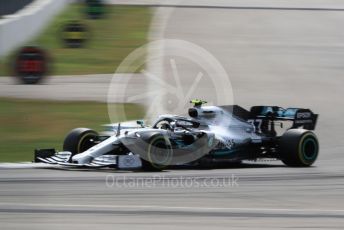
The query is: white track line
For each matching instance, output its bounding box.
[0,162,56,169]
[1,202,344,215]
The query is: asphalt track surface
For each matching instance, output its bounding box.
[2,1,344,229]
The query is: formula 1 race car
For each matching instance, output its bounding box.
[35,100,319,171]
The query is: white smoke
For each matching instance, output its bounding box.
[195,106,252,147]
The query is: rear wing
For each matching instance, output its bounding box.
[249,106,318,130]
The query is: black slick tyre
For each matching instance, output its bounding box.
[141,135,173,171]
[63,128,98,156]
[279,129,319,167]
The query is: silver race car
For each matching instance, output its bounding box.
[35,100,319,171]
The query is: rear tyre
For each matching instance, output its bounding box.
[63,128,98,156]
[279,129,319,167]
[141,135,173,171]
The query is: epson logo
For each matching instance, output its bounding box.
[297,112,311,119]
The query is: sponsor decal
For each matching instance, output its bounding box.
[296,112,312,119]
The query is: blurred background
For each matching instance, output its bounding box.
[0,0,152,161]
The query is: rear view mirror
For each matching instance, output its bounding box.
[136,120,144,127]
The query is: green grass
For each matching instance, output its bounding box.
[0,4,152,76]
[0,98,144,162]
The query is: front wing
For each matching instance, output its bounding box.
[35,149,141,169]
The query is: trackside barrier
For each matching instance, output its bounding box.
[0,0,71,58]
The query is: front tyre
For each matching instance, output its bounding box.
[141,135,173,171]
[63,128,98,156]
[279,129,319,167]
